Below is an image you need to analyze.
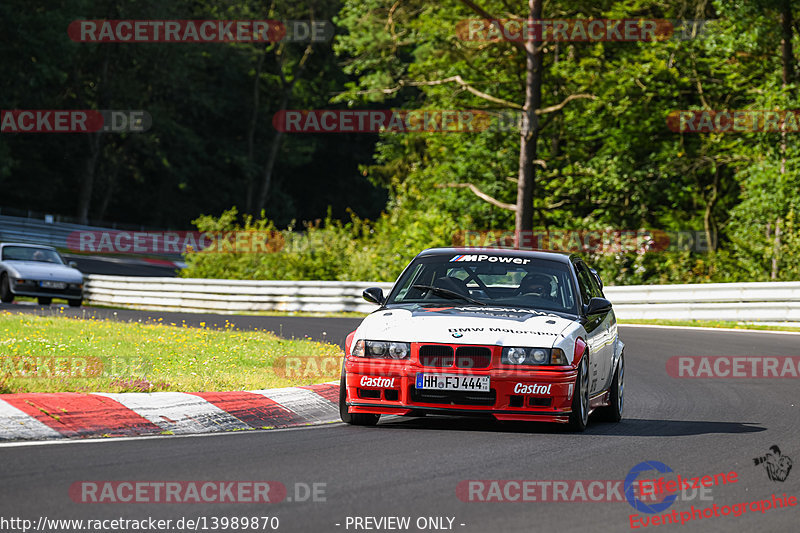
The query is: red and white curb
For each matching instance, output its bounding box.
[0,382,339,442]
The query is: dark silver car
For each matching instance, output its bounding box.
[0,243,84,306]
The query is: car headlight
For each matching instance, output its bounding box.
[68,283,83,290]
[501,347,568,366]
[352,340,410,360]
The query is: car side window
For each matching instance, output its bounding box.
[574,263,593,306]
[586,267,604,298]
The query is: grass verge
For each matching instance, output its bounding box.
[0,311,342,394]
[619,319,800,332]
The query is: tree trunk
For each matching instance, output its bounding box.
[255,93,289,213]
[245,46,268,214]
[774,1,794,278]
[781,2,794,86]
[772,217,781,280]
[515,0,543,242]
[77,132,103,225]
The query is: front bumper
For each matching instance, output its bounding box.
[10,279,83,300]
[344,343,578,423]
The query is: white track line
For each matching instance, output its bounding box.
[0,399,63,441]
[0,421,342,448]
[94,392,251,434]
[619,323,800,335]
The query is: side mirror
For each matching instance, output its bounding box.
[586,297,612,315]
[68,261,78,268]
[590,268,603,289]
[362,287,385,305]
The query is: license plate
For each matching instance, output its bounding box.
[415,373,490,392]
[40,281,66,289]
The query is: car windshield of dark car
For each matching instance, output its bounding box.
[2,246,64,264]
[387,254,578,314]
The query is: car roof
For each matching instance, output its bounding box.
[416,247,577,264]
[0,242,58,251]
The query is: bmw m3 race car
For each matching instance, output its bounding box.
[339,248,624,431]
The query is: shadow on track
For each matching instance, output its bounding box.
[377,415,765,437]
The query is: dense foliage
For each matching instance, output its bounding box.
[4,1,800,283]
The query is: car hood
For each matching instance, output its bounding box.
[4,261,83,282]
[355,304,576,347]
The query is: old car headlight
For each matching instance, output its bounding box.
[352,340,410,360]
[502,347,563,366]
[530,348,548,364]
[505,347,528,365]
[388,342,409,359]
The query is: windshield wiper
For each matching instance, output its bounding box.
[411,284,487,306]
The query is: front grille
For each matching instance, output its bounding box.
[419,345,454,367]
[409,386,496,406]
[455,346,492,369]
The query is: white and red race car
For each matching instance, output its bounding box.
[339,248,624,431]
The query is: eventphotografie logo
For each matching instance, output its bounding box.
[753,445,793,482]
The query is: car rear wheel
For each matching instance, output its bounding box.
[568,356,589,432]
[0,274,14,303]
[68,298,82,307]
[339,364,380,426]
[599,354,624,422]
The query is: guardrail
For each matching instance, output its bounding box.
[83,276,800,322]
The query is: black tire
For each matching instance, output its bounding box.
[599,354,624,422]
[37,296,52,305]
[68,298,83,307]
[568,355,590,432]
[0,274,14,303]
[339,365,380,426]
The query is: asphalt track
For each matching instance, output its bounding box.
[1,310,799,532]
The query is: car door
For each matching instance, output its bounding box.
[583,264,615,391]
[573,261,606,394]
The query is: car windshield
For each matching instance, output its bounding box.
[387,253,578,314]
[2,246,64,264]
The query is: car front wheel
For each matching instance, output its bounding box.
[37,297,52,305]
[68,298,82,307]
[599,354,624,422]
[568,356,590,432]
[339,364,380,426]
[0,274,14,303]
